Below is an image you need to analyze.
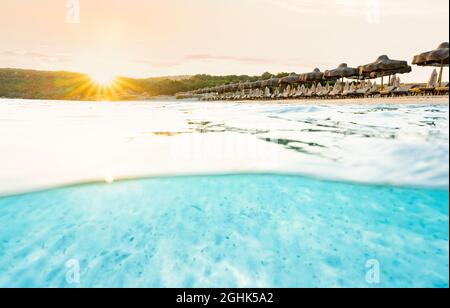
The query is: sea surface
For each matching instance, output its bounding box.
[0,99,448,287]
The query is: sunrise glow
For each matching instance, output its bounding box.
[89,72,117,87]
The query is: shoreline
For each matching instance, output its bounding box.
[1,95,448,105]
[184,95,450,105]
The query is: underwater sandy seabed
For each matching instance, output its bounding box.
[0,174,448,288]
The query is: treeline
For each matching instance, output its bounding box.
[0,68,290,101]
[0,69,90,100]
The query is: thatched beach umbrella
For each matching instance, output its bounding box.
[223,85,233,93]
[216,85,224,94]
[267,77,280,88]
[244,81,255,90]
[413,42,449,87]
[300,68,324,83]
[253,80,263,89]
[227,83,239,92]
[259,76,279,98]
[259,75,274,88]
[359,55,411,90]
[279,73,300,85]
[367,65,412,79]
[324,63,359,92]
[219,85,227,94]
[324,63,359,81]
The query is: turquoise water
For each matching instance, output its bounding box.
[0,174,448,288]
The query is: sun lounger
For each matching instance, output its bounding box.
[328,89,342,98]
[305,90,316,98]
[342,88,357,98]
[393,85,416,96]
[318,89,331,98]
[380,86,396,97]
[297,85,307,98]
[408,86,422,95]
[416,87,435,96]
[294,91,306,99]
[353,87,370,97]
[435,86,449,95]
[367,87,380,97]
[414,73,439,96]
[433,82,449,95]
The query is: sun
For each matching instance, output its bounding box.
[89,72,117,86]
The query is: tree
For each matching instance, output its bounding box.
[260,72,272,80]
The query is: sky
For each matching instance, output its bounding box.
[0,0,449,82]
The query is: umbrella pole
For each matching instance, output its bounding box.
[381,72,384,91]
[438,60,444,88]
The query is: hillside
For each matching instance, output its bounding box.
[0,68,284,101]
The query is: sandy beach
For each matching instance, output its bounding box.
[202,95,449,105]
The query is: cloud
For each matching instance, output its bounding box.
[0,51,19,57]
[264,0,447,17]
[184,54,273,64]
[285,59,335,70]
[0,50,70,63]
[133,53,336,74]
[265,0,358,16]
[134,54,274,69]
[134,59,181,68]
